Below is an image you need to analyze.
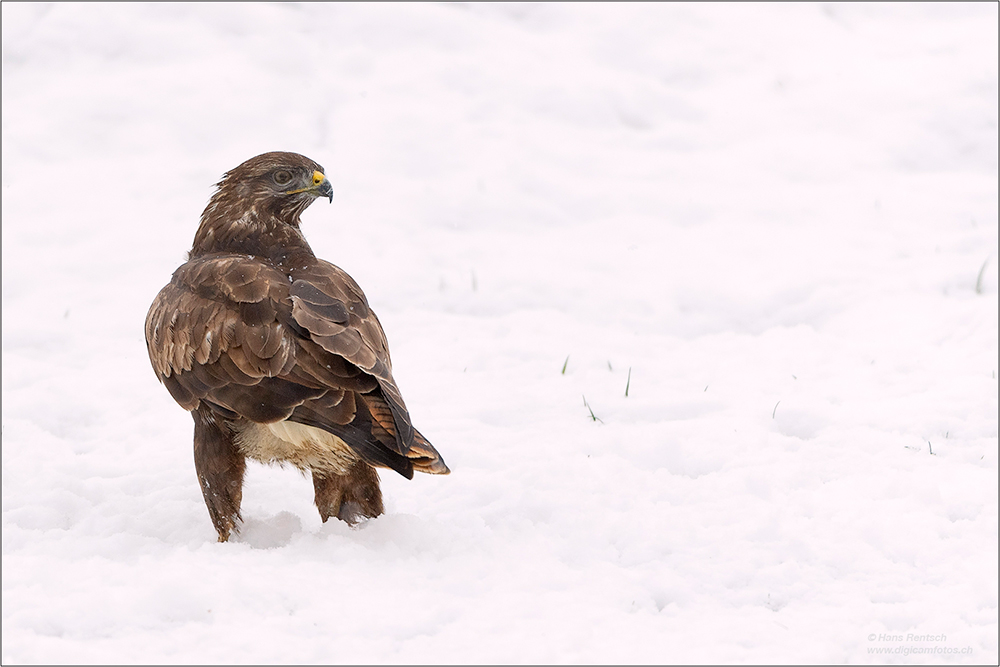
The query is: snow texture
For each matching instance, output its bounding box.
[2,3,997,664]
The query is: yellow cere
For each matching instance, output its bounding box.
[287,171,328,195]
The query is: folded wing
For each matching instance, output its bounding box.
[145,254,448,478]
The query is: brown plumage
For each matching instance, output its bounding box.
[146,151,448,541]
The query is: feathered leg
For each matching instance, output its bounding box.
[192,405,246,542]
[313,462,384,525]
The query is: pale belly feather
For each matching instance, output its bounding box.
[230,419,358,475]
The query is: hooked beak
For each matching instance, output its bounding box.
[291,170,334,203]
[316,175,334,203]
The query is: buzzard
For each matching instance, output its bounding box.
[145,152,449,542]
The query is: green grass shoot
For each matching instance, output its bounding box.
[583,395,603,423]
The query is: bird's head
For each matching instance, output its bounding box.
[191,152,335,259]
[215,151,334,225]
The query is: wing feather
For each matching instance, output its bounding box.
[146,252,445,473]
[288,261,416,454]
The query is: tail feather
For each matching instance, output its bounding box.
[409,429,450,475]
[291,391,450,478]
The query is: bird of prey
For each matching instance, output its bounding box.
[145,152,448,542]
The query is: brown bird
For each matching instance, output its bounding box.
[145,152,448,541]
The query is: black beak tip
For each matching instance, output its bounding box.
[319,180,334,203]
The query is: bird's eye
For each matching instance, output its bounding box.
[273,170,293,186]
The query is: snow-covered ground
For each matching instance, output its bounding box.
[3,3,997,663]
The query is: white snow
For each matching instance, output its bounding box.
[2,3,997,663]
